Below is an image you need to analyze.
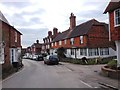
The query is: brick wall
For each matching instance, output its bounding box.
[87,25,110,48]
[2,22,10,66]
[109,12,120,41]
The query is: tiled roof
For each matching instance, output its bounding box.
[0,11,22,35]
[0,11,10,25]
[53,19,108,42]
[68,19,102,38]
[31,43,42,48]
[52,29,70,42]
[104,0,120,13]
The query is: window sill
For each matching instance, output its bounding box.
[114,24,120,27]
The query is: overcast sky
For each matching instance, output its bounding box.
[0,0,111,48]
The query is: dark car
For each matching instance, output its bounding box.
[36,55,44,61]
[44,55,59,65]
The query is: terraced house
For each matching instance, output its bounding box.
[0,11,22,69]
[43,13,116,59]
[104,0,120,66]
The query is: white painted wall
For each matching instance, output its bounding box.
[115,41,120,67]
[50,49,57,55]
[50,47,116,60]
[66,48,116,59]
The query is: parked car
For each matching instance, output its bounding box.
[44,55,59,65]
[36,55,44,61]
[32,55,38,60]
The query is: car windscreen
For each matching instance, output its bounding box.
[49,55,58,60]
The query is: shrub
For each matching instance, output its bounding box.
[107,60,117,70]
[2,65,15,79]
[87,59,96,65]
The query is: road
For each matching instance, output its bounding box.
[2,59,119,88]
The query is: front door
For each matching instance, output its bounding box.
[10,48,17,63]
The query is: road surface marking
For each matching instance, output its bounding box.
[80,80,93,88]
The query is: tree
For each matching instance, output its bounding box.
[57,47,66,61]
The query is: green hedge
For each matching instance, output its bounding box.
[61,57,114,65]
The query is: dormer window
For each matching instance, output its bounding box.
[114,8,120,27]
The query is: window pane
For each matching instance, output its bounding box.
[118,17,120,24]
[115,9,120,26]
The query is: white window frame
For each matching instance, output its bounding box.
[114,8,120,27]
[80,48,87,56]
[70,38,74,45]
[64,39,67,45]
[55,42,57,46]
[48,38,49,43]
[88,48,99,56]
[80,36,83,44]
[48,45,50,49]
[100,48,109,55]
[15,31,17,42]
[50,38,52,42]
[51,43,54,47]
[71,49,74,55]
[59,41,62,46]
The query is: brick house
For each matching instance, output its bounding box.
[104,0,120,66]
[44,13,116,59]
[31,40,42,55]
[0,11,22,69]
[25,40,43,58]
[43,28,58,54]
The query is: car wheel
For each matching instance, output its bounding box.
[55,62,59,65]
[44,61,46,64]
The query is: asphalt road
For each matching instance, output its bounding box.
[2,59,118,88]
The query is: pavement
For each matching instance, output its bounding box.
[1,59,119,89]
[60,62,119,89]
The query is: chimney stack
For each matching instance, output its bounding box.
[48,31,52,36]
[53,27,58,35]
[70,13,76,30]
[36,40,39,44]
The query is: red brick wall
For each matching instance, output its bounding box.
[17,32,21,47]
[9,27,21,48]
[51,36,87,49]
[109,12,120,41]
[1,21,22,67]
[10,27,15,47]
[2,22,10,66]
[87,25,110,48]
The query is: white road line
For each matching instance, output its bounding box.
[80,80,93,88]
